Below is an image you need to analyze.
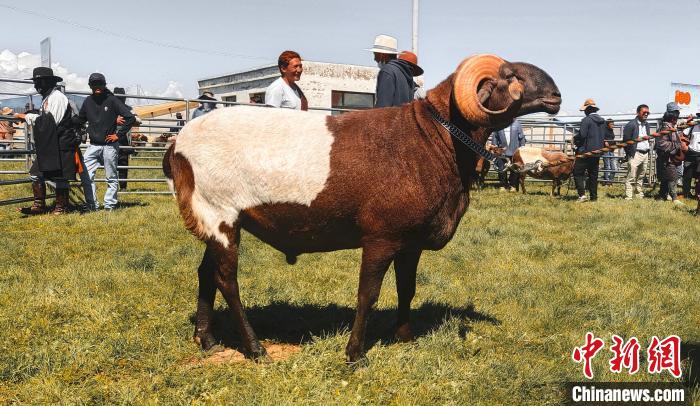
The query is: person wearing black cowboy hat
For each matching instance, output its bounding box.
[15,67,82,215]
[192,92,217,119]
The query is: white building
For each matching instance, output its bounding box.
[197,61,379,114]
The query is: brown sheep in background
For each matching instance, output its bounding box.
[474,144,504,190]
[511,146,575,196]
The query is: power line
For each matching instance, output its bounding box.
[0,3,270,61]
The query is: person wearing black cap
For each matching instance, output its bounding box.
[655,102,687,204]
[191,91,217,119]
[16,67,82,214]
[72,73,135,210]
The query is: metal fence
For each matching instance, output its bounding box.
[1,77,667,206]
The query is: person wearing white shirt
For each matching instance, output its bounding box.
[265,50,308,111]
[622,104,652,200]
[682,113,700,197]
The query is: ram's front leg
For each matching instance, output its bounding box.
[346,238,400,363]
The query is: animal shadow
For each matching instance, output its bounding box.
[192,301,500,353]
[682,341,700,389]
[115,201,150,209]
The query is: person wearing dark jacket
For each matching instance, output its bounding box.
[73,73,135,210]
[17,67,81,214]
[375,58,415,108]
[366,35,415,108]
[573,98,606,202]
[622,104,652,199]
[655,102,687,204]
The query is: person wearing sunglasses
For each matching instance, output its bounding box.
[622,104,652,200]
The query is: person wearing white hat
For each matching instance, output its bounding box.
[366,34,399,68]
[366,35,417,108]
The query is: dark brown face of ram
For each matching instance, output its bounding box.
[477,62,561,121]
[506,62,562,116]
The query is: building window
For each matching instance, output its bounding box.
[331,91,374,115]
[249,92,265,104]
[222,95,237,106]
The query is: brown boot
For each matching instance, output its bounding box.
[20,181,46,215]
[51,188,70,215]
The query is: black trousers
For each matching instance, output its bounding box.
[118,150,130,190]
[574,156,600,199]
[682,152,699,196]
[496,159,520,190]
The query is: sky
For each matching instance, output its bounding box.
[1,0,699,114]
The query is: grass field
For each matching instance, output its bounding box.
[0,159,699,404]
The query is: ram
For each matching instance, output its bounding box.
[511,146,574,196]
[163,54,561,362]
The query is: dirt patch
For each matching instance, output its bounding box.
[192,342,302,365]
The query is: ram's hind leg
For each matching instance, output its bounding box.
[194,246,218,350]
[394,249,422,342]
[210,222,266,359]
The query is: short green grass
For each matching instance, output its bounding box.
[0,167,698,404]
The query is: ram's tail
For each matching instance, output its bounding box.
[162,141,204,238]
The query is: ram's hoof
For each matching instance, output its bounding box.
[285,253,297,265]
[246,343,268,361]
[194,332,218,351]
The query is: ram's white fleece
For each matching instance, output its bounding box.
[174,106,334,246]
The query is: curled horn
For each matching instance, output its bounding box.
[453,54,524,126]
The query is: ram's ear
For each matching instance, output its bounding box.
[453,55,523,127]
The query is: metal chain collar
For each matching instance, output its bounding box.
[427,106,500,164]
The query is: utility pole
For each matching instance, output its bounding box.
[412,0,419,54]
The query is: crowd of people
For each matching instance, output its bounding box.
[489,97,700,205]
[13,67,135,214]
[4,33,699,215]
[571,99,698,205]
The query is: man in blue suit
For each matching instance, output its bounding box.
[492,119,526,191]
